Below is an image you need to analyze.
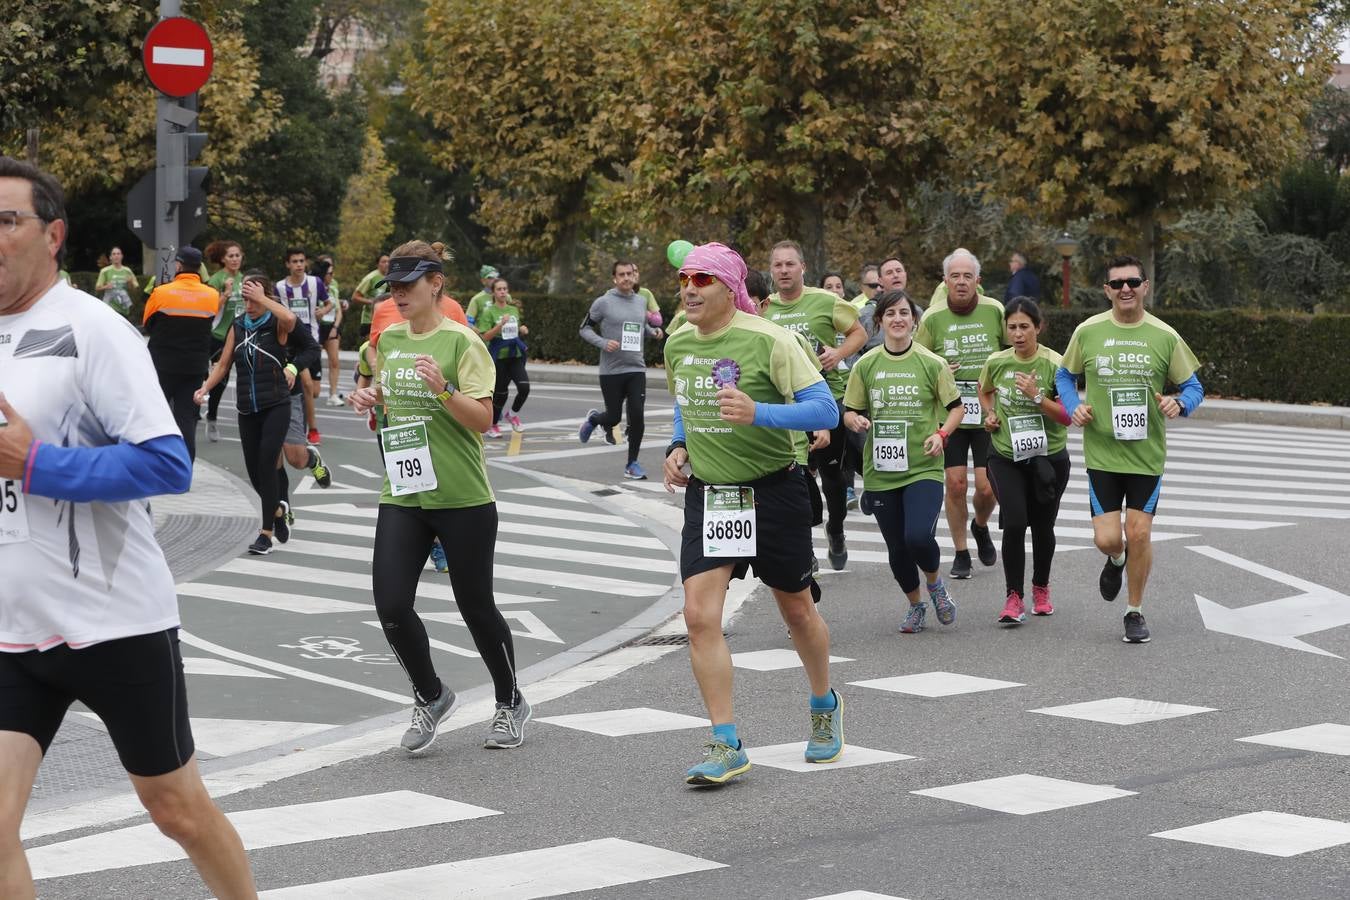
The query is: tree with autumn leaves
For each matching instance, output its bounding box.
[409,0,1337,291]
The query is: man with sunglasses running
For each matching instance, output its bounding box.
[1055,255,1204,644]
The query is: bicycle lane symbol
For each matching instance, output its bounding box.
[278,636,398,665]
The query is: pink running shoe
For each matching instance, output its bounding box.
[998,590,1026,625]
[486,424,503,439]
[1032,584,1054,616]
[506,411,523,431]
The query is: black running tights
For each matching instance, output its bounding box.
[594,372,645,464]
[986,452,1071,596]
[237,403,289,532]
[372,503,518,706]
[491,356,530,425]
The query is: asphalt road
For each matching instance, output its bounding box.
[24,375,1350,900]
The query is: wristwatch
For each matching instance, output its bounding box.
[1031,391,1045,405]
[434,385,455,403]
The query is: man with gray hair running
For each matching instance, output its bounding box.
[914,248,1006,582]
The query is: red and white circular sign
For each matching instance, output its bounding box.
[142,17,214,98]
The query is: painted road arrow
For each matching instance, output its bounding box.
[1189,545,1350,658]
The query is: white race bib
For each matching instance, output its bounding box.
[1009,414,1048,461]
[958,381,982,426]
[621,321,643,352]
[381,422,438,496]
[500,317,519,340]
[872,420,909,472]
[703,485,755,558]
[1109,387,1149,441]
[0,479,29,545]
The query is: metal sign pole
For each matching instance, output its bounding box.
[153,0,183,286]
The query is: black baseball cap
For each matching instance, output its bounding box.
[377,256,443,287]
[176,246,203,269]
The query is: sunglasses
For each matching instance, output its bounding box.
[1105,277,1144,290]
[678,271,718,288]
[863,282,881,289]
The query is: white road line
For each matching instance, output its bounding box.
[421,610,564,644]
[181,657,280,679]
[338,464,382,479]
[495,500,636,526]
[254,837,725,899]
[503,485,591,502]
[177,582,369,615]
[495,540,677,574]
[29,791,498,880]
[362,621,479,658]
[177,631,407,703]
[294,511,668,550]
[496,564,668,597]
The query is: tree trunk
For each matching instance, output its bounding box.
[25,128,39,164]
[1137,211,1157,294]
[546,179,589,295]
[790,194,829,283]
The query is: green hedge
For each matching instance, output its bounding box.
[498,293,1350,406]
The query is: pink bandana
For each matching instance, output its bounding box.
[680,242,759,315]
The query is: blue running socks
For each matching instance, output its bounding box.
[712,722,739,748]
[810,690,838,712]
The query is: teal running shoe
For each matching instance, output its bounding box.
[685,739,751,786]
[900,602,926,633]
[804,689,844,763]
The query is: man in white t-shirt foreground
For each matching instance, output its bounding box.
[0,157,256,899]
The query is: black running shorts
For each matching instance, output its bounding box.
[0,628,194,777]
[1087,468,1162,516]
[680,465,815,593]
[944,427,990,470]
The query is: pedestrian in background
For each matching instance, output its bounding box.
[143,244,218,463]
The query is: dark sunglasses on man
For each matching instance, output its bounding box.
[1105,277,1144,290]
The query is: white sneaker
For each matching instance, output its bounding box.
[325,394,346,407]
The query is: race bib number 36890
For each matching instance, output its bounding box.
[703,485,755,558]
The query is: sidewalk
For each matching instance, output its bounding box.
[338,350,1350,429]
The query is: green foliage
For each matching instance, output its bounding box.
[921,0,1337,271]
[1252,157,1350,242]
[334,130,395,290]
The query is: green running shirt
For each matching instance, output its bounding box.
[978,345,1068,460]
[665,311,823,485]
[763,287,859,399]
[376,317,496,508]
[844,342,960,490]
[1060,310,1199,476]
[913,295,1006,429]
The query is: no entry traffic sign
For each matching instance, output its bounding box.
[142,17,213,97]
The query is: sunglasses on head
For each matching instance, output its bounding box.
[1106,277,1144,290]
[679,271,718,288]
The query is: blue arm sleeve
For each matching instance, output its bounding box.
[1177,373,1204,417]
[26,434,192,503]
[1055,367,1081,417]
[671,404,686,443]
[752,381,839,431]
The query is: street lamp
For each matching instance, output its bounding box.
[1052,232,1078,309]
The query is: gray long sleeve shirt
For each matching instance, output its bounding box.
[579,289,660,375]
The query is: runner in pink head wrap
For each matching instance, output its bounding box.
[679,242,760,316]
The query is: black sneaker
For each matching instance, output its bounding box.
[603,426,617,445]
[950,549,972,579]
[248,533,273,555]
[273,501,292,544]
[1123,611,1150,643]
[309,445,332,488]
[971,518,997,566]
[1100,552,1126,601]
[827,532,848,570]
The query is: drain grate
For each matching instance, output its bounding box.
[630,632,729,647]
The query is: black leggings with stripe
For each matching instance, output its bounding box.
[372,502,518,706]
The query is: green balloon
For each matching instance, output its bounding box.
[666,239,694,268]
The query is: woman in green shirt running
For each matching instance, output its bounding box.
[843,290,965,635]
[94,246,138,313]
[476,277,530,438]
[348,240,530,755]
[204,240,245,440]
[978,296,1073,625]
